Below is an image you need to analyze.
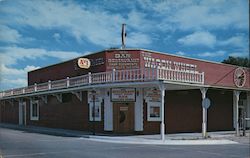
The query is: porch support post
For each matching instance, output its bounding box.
[159,83,166,141]
[234,90,241,136]
[200,88,208,138]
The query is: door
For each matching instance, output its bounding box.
[19,102,26,125]
[113,103,134,133]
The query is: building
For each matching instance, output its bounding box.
[0,48,249,140]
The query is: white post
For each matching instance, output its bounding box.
[66,77,70,87]
[34,83,37,92]
[48,80,51,90]
[88,72,92,84]
[234,90,241,136]
[112,69,116,82]
[246,92,250,128]
[200,88,208,138]
[159,83,166,141]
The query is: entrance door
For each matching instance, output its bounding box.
[19,102,26,125]
[113,103,134,133]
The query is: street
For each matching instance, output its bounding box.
[0,128,249,158]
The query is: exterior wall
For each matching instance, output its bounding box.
[143,89,233,134]
[0,101,19,124]
[28,52,106,85]
[0,88,235,134]
[28,49,249,89]
[140,50,250,89]
[26,92,104,132]
[143,99,160,134]
[165,90,202,133]
[207,89,233,131]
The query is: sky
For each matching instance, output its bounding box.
[0,0,249,90]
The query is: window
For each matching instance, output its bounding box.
[89,102,101,121]
[30,100,39,120]
[147,102,161,121]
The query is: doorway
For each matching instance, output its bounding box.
[113,102,134,133]
[19,102,26,125]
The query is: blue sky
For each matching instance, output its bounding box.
[0,0,249,90]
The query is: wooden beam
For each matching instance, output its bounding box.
[71,91,82,102]
[40,95,48,104]
[53,94,62,103]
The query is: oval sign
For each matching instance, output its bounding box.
[77,58,91,69]
[202,98,211,109]
[234,67,246,88]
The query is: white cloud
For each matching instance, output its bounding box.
[219,35,247,48]
[175,51,185,56]
[197,51,226,57]
[53,33,61,42]
[0,25,21,43]
[228,52,249,58]
[0,46,82,90]
[0,64,40,90]
[126,32,151,47]
[178,31,217,48]
[137,0,248,31]
[169,0,248,30]
[1,0,151,47]
[0,46,82,66]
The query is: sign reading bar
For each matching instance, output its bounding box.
[78,58,91,69]
[111,88,136,102]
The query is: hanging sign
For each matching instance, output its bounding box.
[78,58,91,69]
[111,88,136,102]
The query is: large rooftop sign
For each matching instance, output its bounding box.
[142,51,197,72]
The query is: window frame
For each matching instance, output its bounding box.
[147,102,161,121]
[89,101,102,121]
[30,100,39,121]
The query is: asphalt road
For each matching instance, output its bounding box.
[0,128,249,158]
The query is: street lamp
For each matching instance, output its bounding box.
[91,90,96,135]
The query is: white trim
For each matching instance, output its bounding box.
[18,101,26,125]
[134,88,143,131]
[30,100,39,121]
[246,92,250,127]
[104,89,113,131]
[147,101,161,121]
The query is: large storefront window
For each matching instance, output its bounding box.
[30,100,39,121]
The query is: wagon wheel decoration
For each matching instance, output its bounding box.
[234,67,246,88]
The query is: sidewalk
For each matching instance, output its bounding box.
[0,123,249,145]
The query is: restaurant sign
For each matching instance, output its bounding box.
[78,58,91,69]
[111,88,136,102]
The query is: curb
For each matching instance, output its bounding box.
[0,124,90,138]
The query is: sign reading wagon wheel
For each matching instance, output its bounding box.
[234,67,246,88]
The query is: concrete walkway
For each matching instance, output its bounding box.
[1,123,249,145]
